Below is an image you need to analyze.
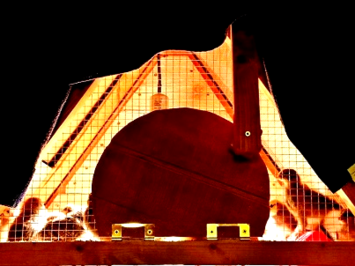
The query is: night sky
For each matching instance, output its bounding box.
[1,4,353,206]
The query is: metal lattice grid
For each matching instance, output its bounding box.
[1,35,353,243]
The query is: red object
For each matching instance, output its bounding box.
[295,231,333,266]
[297,231,333,241]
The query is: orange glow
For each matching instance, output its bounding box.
[12,34,352,244]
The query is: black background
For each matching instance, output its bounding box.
[1,3,353,206]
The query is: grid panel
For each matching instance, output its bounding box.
[0,36,353,243]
